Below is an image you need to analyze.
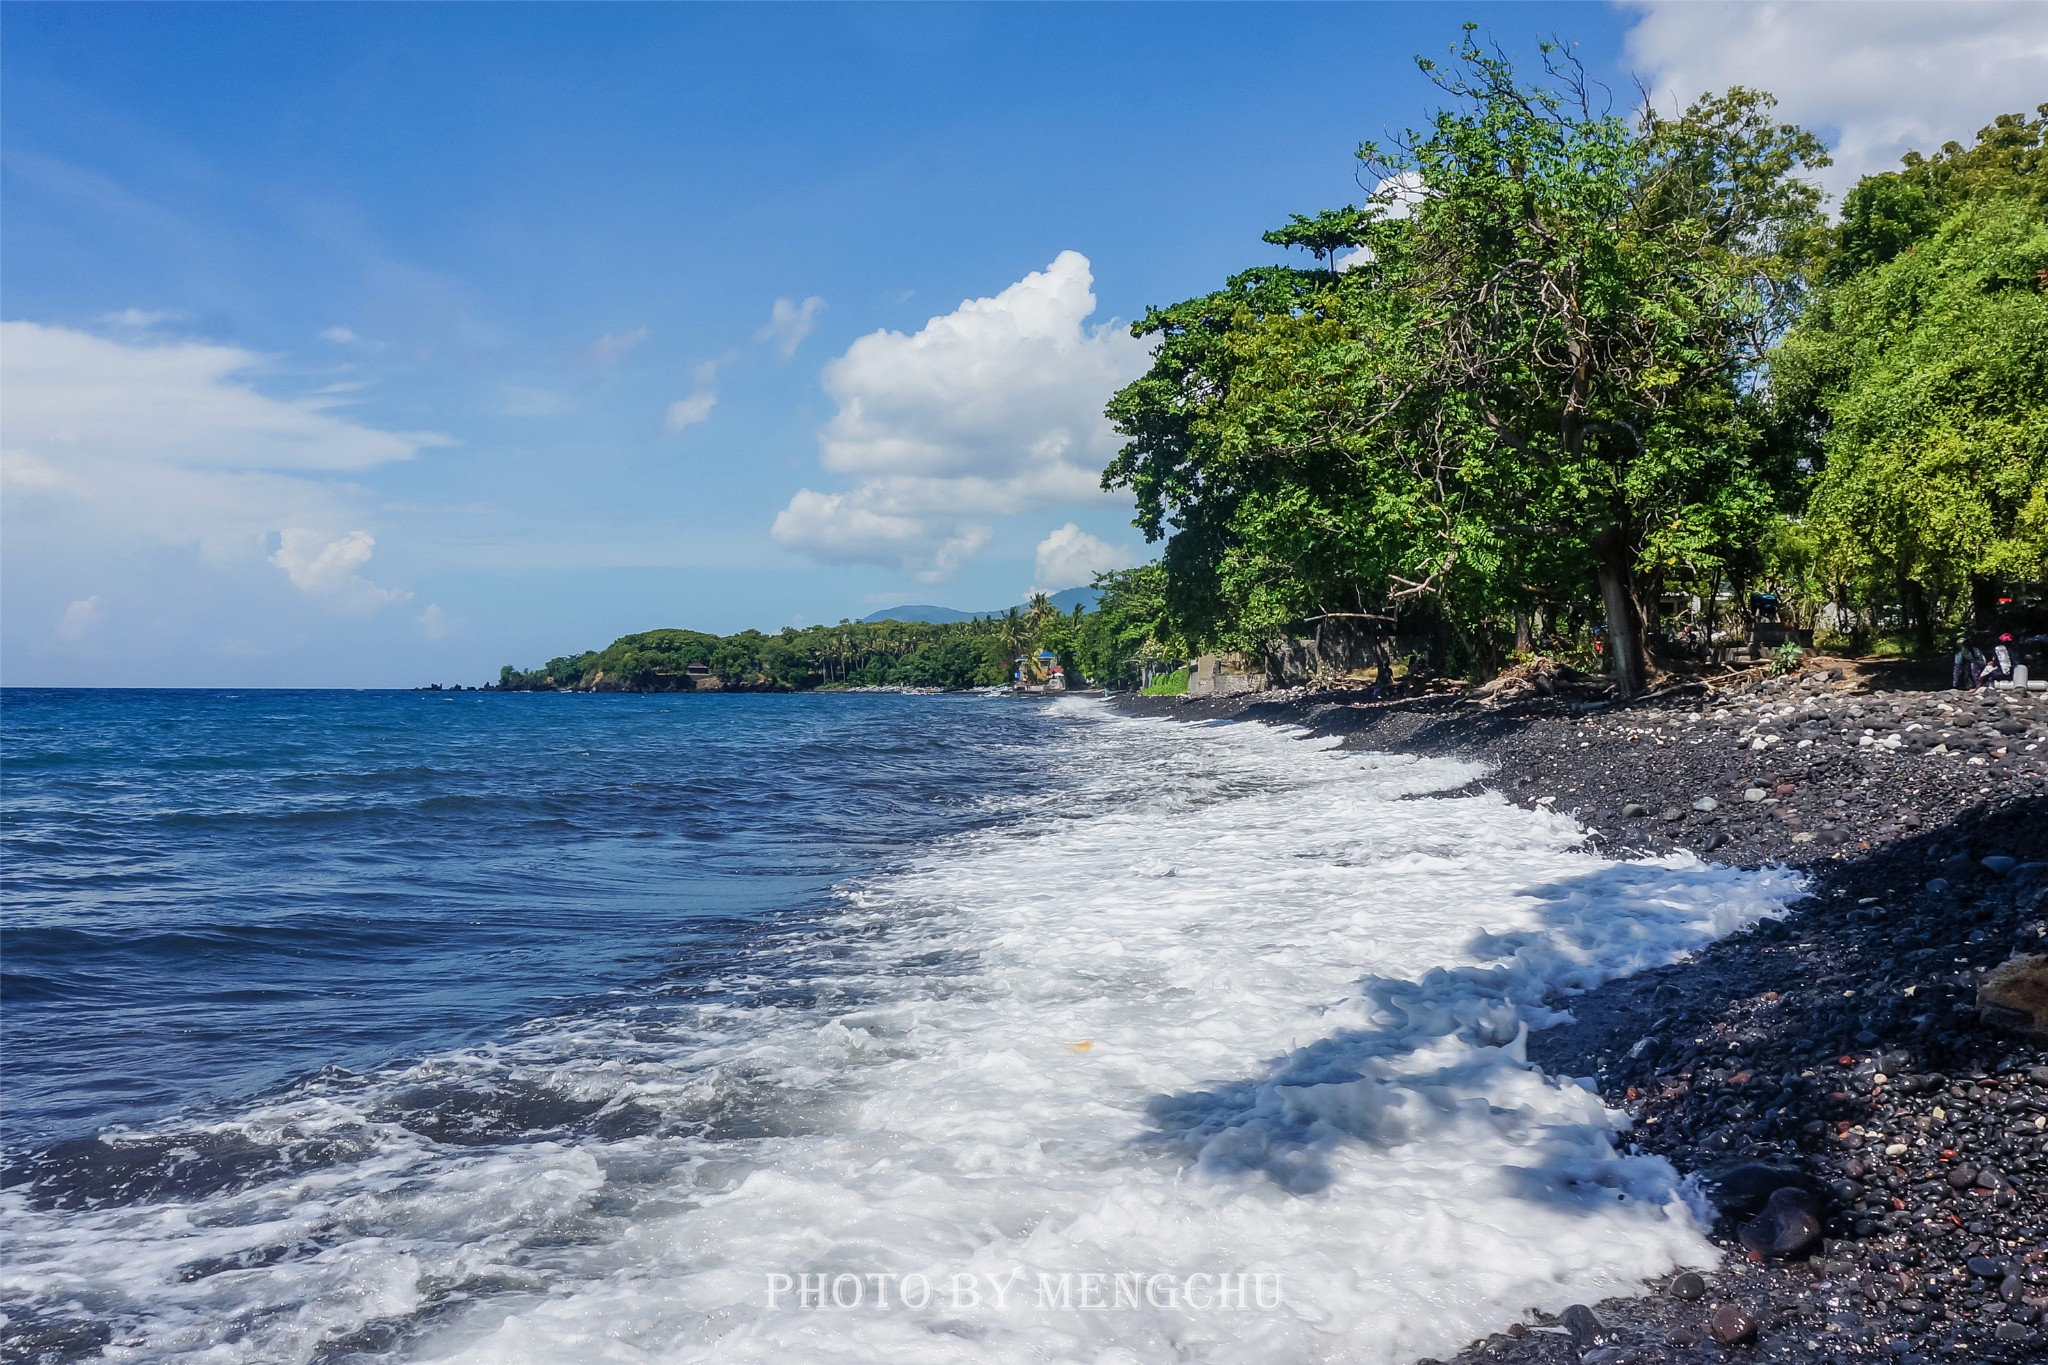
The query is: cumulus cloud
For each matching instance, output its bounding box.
[1033,523,1132,593]
[773,489,992,582]
[268,529,408,610]
[757,296,825,359]
[1,320,436,606]
[417,603,449,639]
[57,596,102,641]
[771,251,1150,578]
[1623,1,2048,196]
[665,360,719,432]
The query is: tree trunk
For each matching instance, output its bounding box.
[1514,611,1533,654]
[1592,522,1647,697]
[1970,575,2001,631]
[1903,579,1936,656]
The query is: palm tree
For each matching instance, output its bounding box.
[997,608,1028,678]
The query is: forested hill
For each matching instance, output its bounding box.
[492,574,1170,692]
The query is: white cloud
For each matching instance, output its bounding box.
[1032,523,1132,593]
[757,296,825,359]
[665,393,716,431]
[665,360,719,432]
[1,320,437,605]
[268,529,408,610]
[319,326,360,344]
[3,321,445,472]
[103,308,181,330]
[772,489,992,582]
[771,251,1150,578]
[589,326,650,365]
[57,596,102,641]
[1623,1,2048,196]
[417,603,449,639]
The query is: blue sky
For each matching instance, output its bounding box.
[6,2,2042,686]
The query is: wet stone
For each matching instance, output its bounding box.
[1738,1186,1823,1260]
[1710,1304,1759,1345]
[1560,1302,1606,1348]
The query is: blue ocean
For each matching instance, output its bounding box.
[2,690,1049,1147]
[0,690,1801,1365]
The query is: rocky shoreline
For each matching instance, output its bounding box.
[1116,663,2048,1364]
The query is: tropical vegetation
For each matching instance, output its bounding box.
[1100,33,2045,693]
[499,36,2045,696]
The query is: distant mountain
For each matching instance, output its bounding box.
[861,585,1099,626]
[858,604,984,625]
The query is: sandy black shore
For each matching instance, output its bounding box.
[1117,666,2048,1364]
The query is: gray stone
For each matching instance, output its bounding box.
[1982,855,2018,874]
[1738,1186,1822,1259]
[1692,796,1720,811]
[1744,787,1768,802]
[1560,1303,1606,1349]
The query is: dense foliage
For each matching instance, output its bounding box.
[495,573,1184,692]
[1778,110,2048,651]
[1100,35,2045,689]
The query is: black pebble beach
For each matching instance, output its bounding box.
[1121,662,2048,1364]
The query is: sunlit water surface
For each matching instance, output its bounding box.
[1,689,1803,1364]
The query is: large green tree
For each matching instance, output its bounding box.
[1830,104,2047,281]
[1780,197,2048,648]
[1343,35,1826,694]
[1105,32,1827,695]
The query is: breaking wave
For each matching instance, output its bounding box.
[1,698,1804,1364]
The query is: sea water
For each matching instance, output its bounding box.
[0,690,1804,1364]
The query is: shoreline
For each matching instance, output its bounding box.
[1117,670,2048,1363]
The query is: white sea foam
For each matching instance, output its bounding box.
[1,701,1805,1364]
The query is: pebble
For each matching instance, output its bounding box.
[1560,1303,1606,1348]
[1709,1304,1758,1345]
[1668,1271,1706,1301]
[1692,796,1720,811]
[1736,1187,1821,1259]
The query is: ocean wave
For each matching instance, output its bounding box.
[0,700,1806,1364]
